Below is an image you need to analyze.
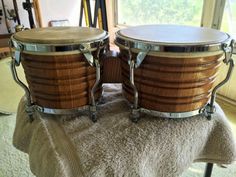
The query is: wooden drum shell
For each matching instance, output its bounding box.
[119,49,224,112]
[21,52,101,109]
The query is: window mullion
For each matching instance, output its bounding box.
[201,0,226,29]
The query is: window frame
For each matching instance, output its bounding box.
[113,0,225,28]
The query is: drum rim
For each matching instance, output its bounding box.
[10,32,109,53]
[140,107,203,119]
[115,29,232,53]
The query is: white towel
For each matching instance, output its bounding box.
[13,84,236,177]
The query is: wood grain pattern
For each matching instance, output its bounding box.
[33,0,43,27]
[22,53,101,109]
[120,49,223,112]
[0,34,12,48]
[102,50,122,83]
[0,47,10,60]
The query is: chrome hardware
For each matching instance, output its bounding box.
[80,40,104,67]
[205,39,235,120]
[79,43,94,66]
[10,40,24,66]
[115,31,231,53]
[130,108,140,123]
[141,108,202,119]
[127,44,150,122]
[9,40,32,115]
[14,50,21,65]
[88,41,104,122]
[10,41,34,121]
[34,105,89,115]
[127,44,140,122]
[223,40,235,63]
[89,59,101,122]
[135,46,150,68]
[129,60,138,109]
[10,57,34,120]
[203,104,216,120]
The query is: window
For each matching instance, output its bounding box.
[221,0,236,39]
[117,0,204,26]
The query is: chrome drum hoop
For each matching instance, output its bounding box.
[140,108,204,119]
[11,33,109,53]
[115,32,232,53]
[34,105,89,115]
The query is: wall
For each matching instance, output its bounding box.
[0,0,82,34]
[39,0,81,27]
[0,0,30,34]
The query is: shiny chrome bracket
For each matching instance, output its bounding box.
[135,46,151,68]
[79,43,94,66]
[9,41,34,121]
[141,108,203,119]
[89,59,101,122]
[127,45,150,122]
[89,41,104,122]
[79,40,104,67]
[126,45,142,122]
[204,40,235,120]
[129,59,140,122]
[34,105,89,115]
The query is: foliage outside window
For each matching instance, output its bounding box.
[117,0,204,26]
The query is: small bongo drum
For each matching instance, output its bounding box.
[115,25,235,121]
[10,27,109,121]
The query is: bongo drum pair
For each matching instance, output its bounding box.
[10,25,235,122]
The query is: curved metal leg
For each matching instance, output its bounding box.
[9,40,34,121]
[127,45,150,122]
[90,59,100,122]
[204,58,234,120]
[11,59,34,121]
[129,60,140,123]
[204,39,235,120]
[210,59,234,106]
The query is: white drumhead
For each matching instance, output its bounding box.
[14,27,107,44]
[118,25,229,45]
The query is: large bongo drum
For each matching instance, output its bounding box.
[115,25,234,120]
[10,27,109,120]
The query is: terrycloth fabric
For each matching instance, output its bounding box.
[13,84,236,177]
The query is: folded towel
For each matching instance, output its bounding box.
[13,84,236,177]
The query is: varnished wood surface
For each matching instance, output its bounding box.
[102,50,122,83]
[0,47,10,60]
[0,34,12,48]
[22,53,101,109]
[20,47,224,112]
[120,49,223,112]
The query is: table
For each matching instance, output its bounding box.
[13,84,236,177]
